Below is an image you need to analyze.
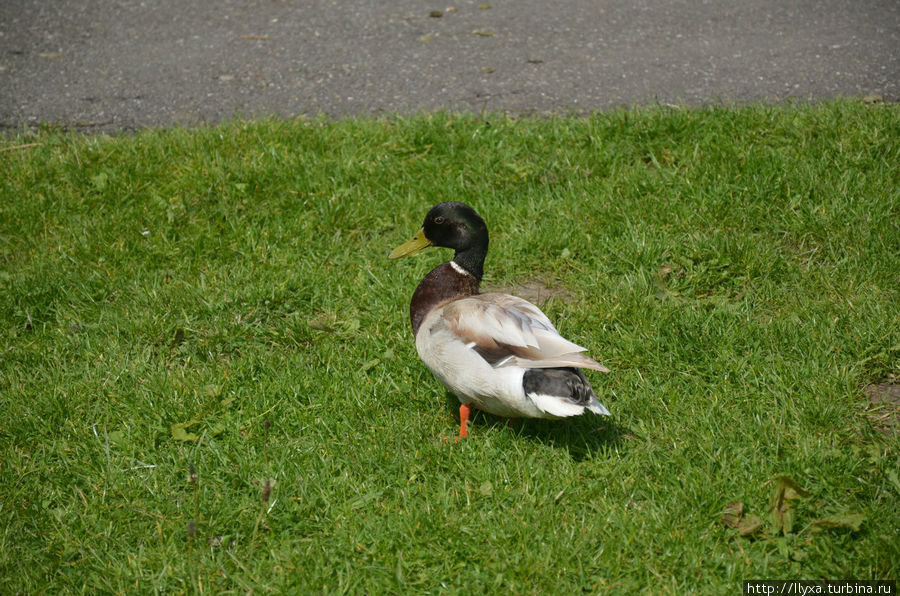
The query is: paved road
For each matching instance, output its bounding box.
[1,0,897,133]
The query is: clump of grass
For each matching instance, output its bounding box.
[186,462,199,593]
[250,479,274,549]
[0,100,898,593]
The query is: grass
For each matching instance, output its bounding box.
[1,100,898,594]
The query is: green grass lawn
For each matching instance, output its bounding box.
[1,100,898,594]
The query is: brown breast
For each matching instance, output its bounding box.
[410,262,480,336]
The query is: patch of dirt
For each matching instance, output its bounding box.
[485,277,574,305]
[864,375,900,435]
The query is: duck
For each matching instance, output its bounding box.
[389,201,610,439]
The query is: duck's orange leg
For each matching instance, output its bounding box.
[458,403,472,439]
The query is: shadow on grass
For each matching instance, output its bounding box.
[442,391,629,461]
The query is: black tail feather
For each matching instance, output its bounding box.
[522,367,594,406]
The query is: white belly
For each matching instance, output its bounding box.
[415,311,551,418]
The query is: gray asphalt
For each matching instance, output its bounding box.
[1,0,897,134]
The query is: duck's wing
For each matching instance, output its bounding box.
[440,293,610,372]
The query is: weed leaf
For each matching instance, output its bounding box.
[720,501,744,528]
[886,470,900,496]
[171,421,201,442]
[737,514,765,537]
[170,327,185,347]
[720,501,764,537]
[809,512,865,533]
[91,172,108,191]
[340,318,361,335]
[308,317,334,332]
[769,476,808,535]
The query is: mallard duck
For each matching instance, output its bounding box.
[389,201,610,438]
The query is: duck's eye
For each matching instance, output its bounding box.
[434,216,446,224]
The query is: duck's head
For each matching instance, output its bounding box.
[389,202,489,278]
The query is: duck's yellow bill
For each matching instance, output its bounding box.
[389,228,433,258]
